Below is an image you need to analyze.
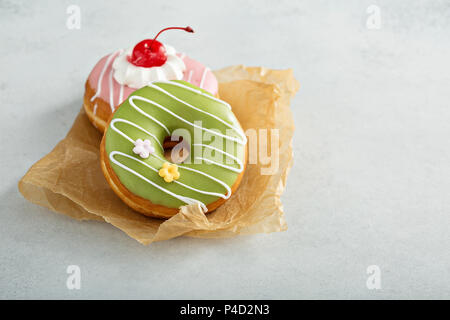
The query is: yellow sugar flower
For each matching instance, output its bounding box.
[158,162,180,183]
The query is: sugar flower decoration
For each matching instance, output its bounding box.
[158,162,180,183]
[133,139,155,159]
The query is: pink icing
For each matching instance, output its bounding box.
[87,51,218,111]
[179,54,218,95]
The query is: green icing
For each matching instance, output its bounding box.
[105,80,246,210]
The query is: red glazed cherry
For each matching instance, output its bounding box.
[129,26,194,68]
[129,39,167,67]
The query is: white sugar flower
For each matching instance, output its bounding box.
[132,139,155,159]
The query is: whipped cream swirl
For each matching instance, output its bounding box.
[112,44,185,89]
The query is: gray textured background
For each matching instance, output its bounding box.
[1,0,449,299]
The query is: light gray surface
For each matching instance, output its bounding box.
[1,0,449,299]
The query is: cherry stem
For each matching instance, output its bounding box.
[149,26,194,51]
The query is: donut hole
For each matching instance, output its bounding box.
[163,135,190,164]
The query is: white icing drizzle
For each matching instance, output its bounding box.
[199,67,209,89]
[109,120,234,199]
[128,96,170,135]
[156,80,232,110]
[108,82,246,212]
[108,68,115,112]
[163,158,232,199]
[119,84,124,105]
[192,143,244,173]
[146,82,246,143]
[129,94,245,145]
[90,50,122,103]
[110,151,208,212]
[110,118,163,149]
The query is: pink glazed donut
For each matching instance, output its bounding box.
[83,27,219,132]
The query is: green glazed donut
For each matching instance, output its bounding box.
[101,80,247,217]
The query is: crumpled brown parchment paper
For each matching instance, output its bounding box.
[18,65,299,244]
